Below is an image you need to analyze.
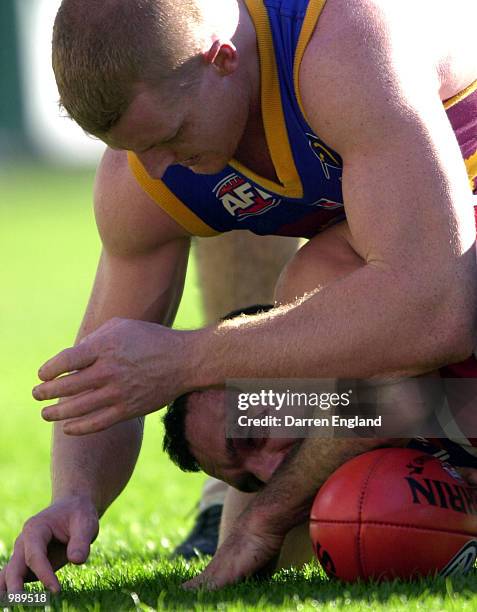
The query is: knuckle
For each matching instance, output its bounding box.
[13,533,25,550]
[102,383,117,402]
[110,385,123,403]
[22,518,37,535]
[117,401,132,418]
[90,415,109,432]
[107,403,128,425]
[23,550,33,566]
[112,404,126,421]
[96,410,116,430]
[24,550,39,568]
[63,350,75,372]
[39,384,51,399]
[101,362,116,381]
[54,381,67,397]
[92,363,108,384]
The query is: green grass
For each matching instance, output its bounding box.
[1,164,476,610]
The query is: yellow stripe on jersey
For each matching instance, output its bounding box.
[465,150,477,192]
[444,79,477,110]
[242,0,303,198]
[293,0,327,122]
[127,153,220,237]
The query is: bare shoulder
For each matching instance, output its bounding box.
[298,0,442,151]
[302,0,441,76]
[94,148,190,256]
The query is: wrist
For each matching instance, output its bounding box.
[244,501,298,540]
[182,324,225,391]
[51,491,98,511]
[52,485,104,515]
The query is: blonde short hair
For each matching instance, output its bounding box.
[52,0,212,135]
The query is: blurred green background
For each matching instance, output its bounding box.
[3,3,477,610]
[1,1,207,560]
[0,164,206,560]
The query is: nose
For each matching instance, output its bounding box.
[243,450,287,483]
[135,148,176,179]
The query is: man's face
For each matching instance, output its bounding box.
[104,73,250,178]
[184,389,299,493]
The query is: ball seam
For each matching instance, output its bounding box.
[356,450,389,577]
[309,519,477,537]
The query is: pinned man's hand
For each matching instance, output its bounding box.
[183,507,286,590]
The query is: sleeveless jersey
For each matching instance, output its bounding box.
[128,0,477,239]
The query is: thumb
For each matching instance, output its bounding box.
[66,515,98,565]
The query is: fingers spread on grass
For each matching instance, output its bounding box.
[182,572,218,591]
[36,344,97,384]
[41,387,115,422]
[22,525,61,593]
[4,551,30,593]
[182,544,243,590]
[183,518,284,590]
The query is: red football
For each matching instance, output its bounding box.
[310,448,477,581]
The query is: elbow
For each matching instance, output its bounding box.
[441,314,476,364]
[427,285,477,366]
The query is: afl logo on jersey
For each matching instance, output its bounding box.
[213,173,281,220]
[307,134,342,180]
[312,198,343,210]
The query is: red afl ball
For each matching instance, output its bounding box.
[310,448,477,581]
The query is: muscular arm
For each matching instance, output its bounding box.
[33,3,477,445]
[195,0,477,384]
[185,0,477,587]
[52,148,190,515]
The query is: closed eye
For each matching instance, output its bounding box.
[137,127,182,153]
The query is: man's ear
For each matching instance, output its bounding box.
[203,40,239,76]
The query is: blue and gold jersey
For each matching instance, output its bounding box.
[128,0,477,239]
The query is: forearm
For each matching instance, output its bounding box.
[51,416,144,516]
[47,237,189,512]
[196,260,475,385]
[248,437,406,533]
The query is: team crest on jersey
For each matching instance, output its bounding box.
[307,134,342,180]
[311,198,344,210]
[213,173,281,220]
